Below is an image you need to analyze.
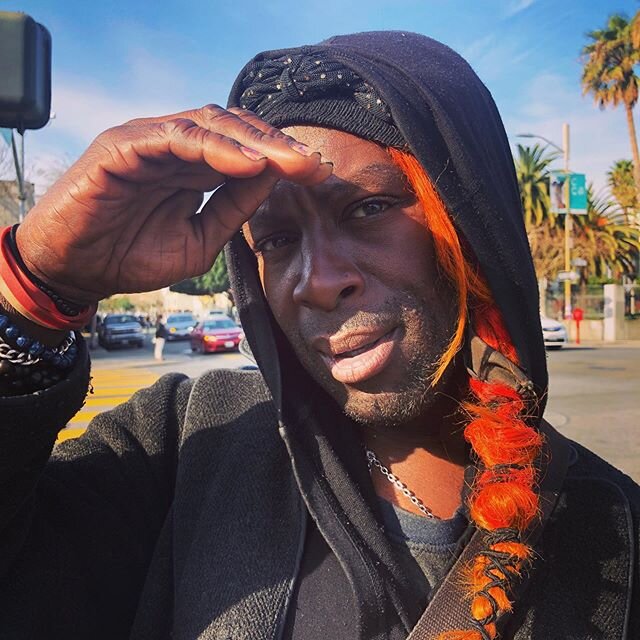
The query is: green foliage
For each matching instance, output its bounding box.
[581,13,640,110]
[607,159,637,212]
[99,296,135,313]
[514,143,560,228]
[170,252,230,296]
[586,275,617,285]
[571,185,640,279]
[515,144,640,281]
[581,11,640,197]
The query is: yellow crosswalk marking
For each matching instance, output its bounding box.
[57,427,87,442]
[57,363,160,442]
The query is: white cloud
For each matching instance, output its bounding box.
[462,33,535,83]
[503,72,634,195]
[49,75,189,146]
[505,0,537,18]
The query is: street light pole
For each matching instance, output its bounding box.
[562,123,572,319]
[9,129,26,222]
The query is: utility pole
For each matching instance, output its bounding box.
[10,129,26,221]
[562,123,572,319]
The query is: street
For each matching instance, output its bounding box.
[544,343,640,482]
[61,337,640,483]
[59,336,247,438]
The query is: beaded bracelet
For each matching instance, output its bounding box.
[0,313,78,368]
[0,357,68,396]
[0,313,78,395]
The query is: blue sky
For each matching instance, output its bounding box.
[2,0,639,194]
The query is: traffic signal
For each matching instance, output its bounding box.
[0,11,51,131]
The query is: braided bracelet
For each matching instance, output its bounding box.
[0,226,97,330]
[7,225,87,317]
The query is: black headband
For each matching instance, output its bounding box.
[238,52,406,148]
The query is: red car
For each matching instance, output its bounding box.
[190,318,244,354]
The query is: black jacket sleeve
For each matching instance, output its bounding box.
[0,337,194,638]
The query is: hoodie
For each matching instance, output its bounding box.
[224,31,548,639]
[0,30,637,640]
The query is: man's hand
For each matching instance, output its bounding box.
[15,105,331,305]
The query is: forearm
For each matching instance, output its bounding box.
[0,333,91,576]
[0,371,189,635]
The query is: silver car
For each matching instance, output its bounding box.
[165,313,197,341]
[98,314,145,350]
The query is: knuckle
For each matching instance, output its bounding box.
[94,126,119,145]
[159,118,195,138]
[199,103,227,122]
[244,127,267,145]
[124,115,151,127]
[228,106,255,117]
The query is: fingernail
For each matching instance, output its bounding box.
[321,161,334,168]
[289,142,317,157]
[239,145,266,161]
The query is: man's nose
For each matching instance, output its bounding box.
[292,241,364,311]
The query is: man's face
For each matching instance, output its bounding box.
[244,127,458,428]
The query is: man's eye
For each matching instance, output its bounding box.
[347,200,391,219]
[256,234,294,253]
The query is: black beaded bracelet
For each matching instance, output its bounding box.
[0,313,78,370]
[0,312,79,396]
[0,358,66,395]
[7,224,87,317]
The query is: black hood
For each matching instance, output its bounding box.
[224,31,547,638]
[226,30,547,417]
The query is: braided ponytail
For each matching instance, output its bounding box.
[388,149,543,639]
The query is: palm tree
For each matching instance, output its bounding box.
[514,143,559,228]
[607,159,638,222]
[581,12,640,195]
[525,222,564,281]
[572,186,640,279]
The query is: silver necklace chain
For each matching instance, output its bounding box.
[366,449,438,519]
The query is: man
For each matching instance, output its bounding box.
[154,314,168,361]
[0,32,638,640]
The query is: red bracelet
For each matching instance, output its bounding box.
[0,226,97,330]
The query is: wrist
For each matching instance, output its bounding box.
[0,293,68,348]
[0,225,97,330]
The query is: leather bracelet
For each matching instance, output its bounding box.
[8,224,87,317]
[0,226,97,330]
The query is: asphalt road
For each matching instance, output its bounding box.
[544,343,639,483]
[86,336,640,483]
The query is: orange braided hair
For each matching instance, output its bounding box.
[388,149,543,639]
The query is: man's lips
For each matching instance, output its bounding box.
[315,327,398,384]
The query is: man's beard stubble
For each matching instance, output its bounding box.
[286,290,459,430]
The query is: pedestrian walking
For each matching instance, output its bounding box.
[154,314,167,361]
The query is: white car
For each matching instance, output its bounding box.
[540,315,568,349]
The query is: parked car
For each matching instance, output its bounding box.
[190,318,244,353]
[540,314,568,349]
[165,313,197,341]
[204,308,230,319]
[98,314,145,350]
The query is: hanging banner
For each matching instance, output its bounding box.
[549,171,587,214]
[0,128,12,146]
